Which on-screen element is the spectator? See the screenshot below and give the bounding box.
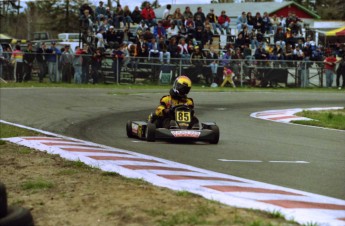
[167,22,179,40]
[246,12,254,32]
[271,42,285,67]
[91,47,103,84]
[206,46,219,81]
[262,12,272,35]
[231,48,243,78]
[167,37,180,62]
[131,6,142,24]
[194,13,204,30]
[190,45,205,78]
[288,12,303,35]
[206,9,221,35]
[113,4,124,29]
[162,4,171,20]
[0,45,3,79]
[112,42,124,82]
[123,27,135,44]
[98,17,110,32]
[136,35,149,60]
[204,26,214,46]
[220,66,236,88]
[185,16,195,33]
[153,20,167,41]
[23,43,35,81]
[96,28,106,51]
[183,6,193,20]
[172,8,184,28]
[237,11,252,33]
[95,1,106,23]
[80,9,94,33]
[141,2,156,27]
[238,25,251,47]
[143,28,154,42]
[271,14,281,34]
[218,10,231,35]
[159,44,171,63]
[81,44,91,84]
[73,46,83,84]
[106,26,117,44]
[193,26,207,49]
[46,42,61,82]
[80,3,94,18]
[194,7,206,24]
[253,12,263,34]
[105,7,113,22]
[179,23,188,40]
[234,33,246,52]
[273,27,286,46]
[135,21,148,37]
[220,49,232,67]
[11,44,24,82]
[178,38,191,64]
[123,5,133,29]
[148,38,160,61]
[36,42,48,82]
[323,53,337,88]
[336,54,345,89]
[60,45,73,83]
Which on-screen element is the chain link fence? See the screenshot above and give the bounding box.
[0,51,333,88]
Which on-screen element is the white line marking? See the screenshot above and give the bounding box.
[218,159,262,163]
[269,161,309,164]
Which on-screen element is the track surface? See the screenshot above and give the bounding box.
[1,88,344,199]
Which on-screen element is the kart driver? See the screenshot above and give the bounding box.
[149,75,198,128]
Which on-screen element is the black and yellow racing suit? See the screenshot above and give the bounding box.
[149,89,196,128]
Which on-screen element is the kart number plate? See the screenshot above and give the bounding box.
[176,110,191,123]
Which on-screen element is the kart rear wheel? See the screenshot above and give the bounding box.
[209,125,219,144]
[145,122,156,142]
[126,120,134,138]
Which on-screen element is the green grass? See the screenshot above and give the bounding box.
[0,123,40,138]
[293,109,345,130]
[21,179,54,190]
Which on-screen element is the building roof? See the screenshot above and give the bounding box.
[154,2,320,19]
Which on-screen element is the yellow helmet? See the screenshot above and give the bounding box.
[173,75,192,97]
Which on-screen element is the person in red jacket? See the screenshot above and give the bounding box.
[141,2,156,27]
[323,53,338,88]
[218,10,231,35]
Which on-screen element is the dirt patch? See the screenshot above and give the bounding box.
[0,142,298,226]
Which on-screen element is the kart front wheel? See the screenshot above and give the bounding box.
[209,125,219,144]
[126,120,134,138]
[146,122,156,142]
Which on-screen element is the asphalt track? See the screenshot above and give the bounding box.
[0,88,344,200]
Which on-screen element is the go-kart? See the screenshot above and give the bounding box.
[126,105,219,144]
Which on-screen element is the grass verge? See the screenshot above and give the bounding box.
[0,122,300,225]
[293,109,345,130]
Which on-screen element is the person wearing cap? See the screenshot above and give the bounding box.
[60,45,73,83]
[207,8,221,35]
[45,41,61,82]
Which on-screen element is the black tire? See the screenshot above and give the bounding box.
[209,125,220,144]
[0,207,34,226]
[126,120,134,138]
[145,122,156,142]
[0,182,7,218]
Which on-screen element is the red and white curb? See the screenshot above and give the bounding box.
[1,120,345,226]
[250,107,344,126]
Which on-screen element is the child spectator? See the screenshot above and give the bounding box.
[221,66,236,88]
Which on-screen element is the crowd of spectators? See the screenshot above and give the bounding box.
[0,1,344,88]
